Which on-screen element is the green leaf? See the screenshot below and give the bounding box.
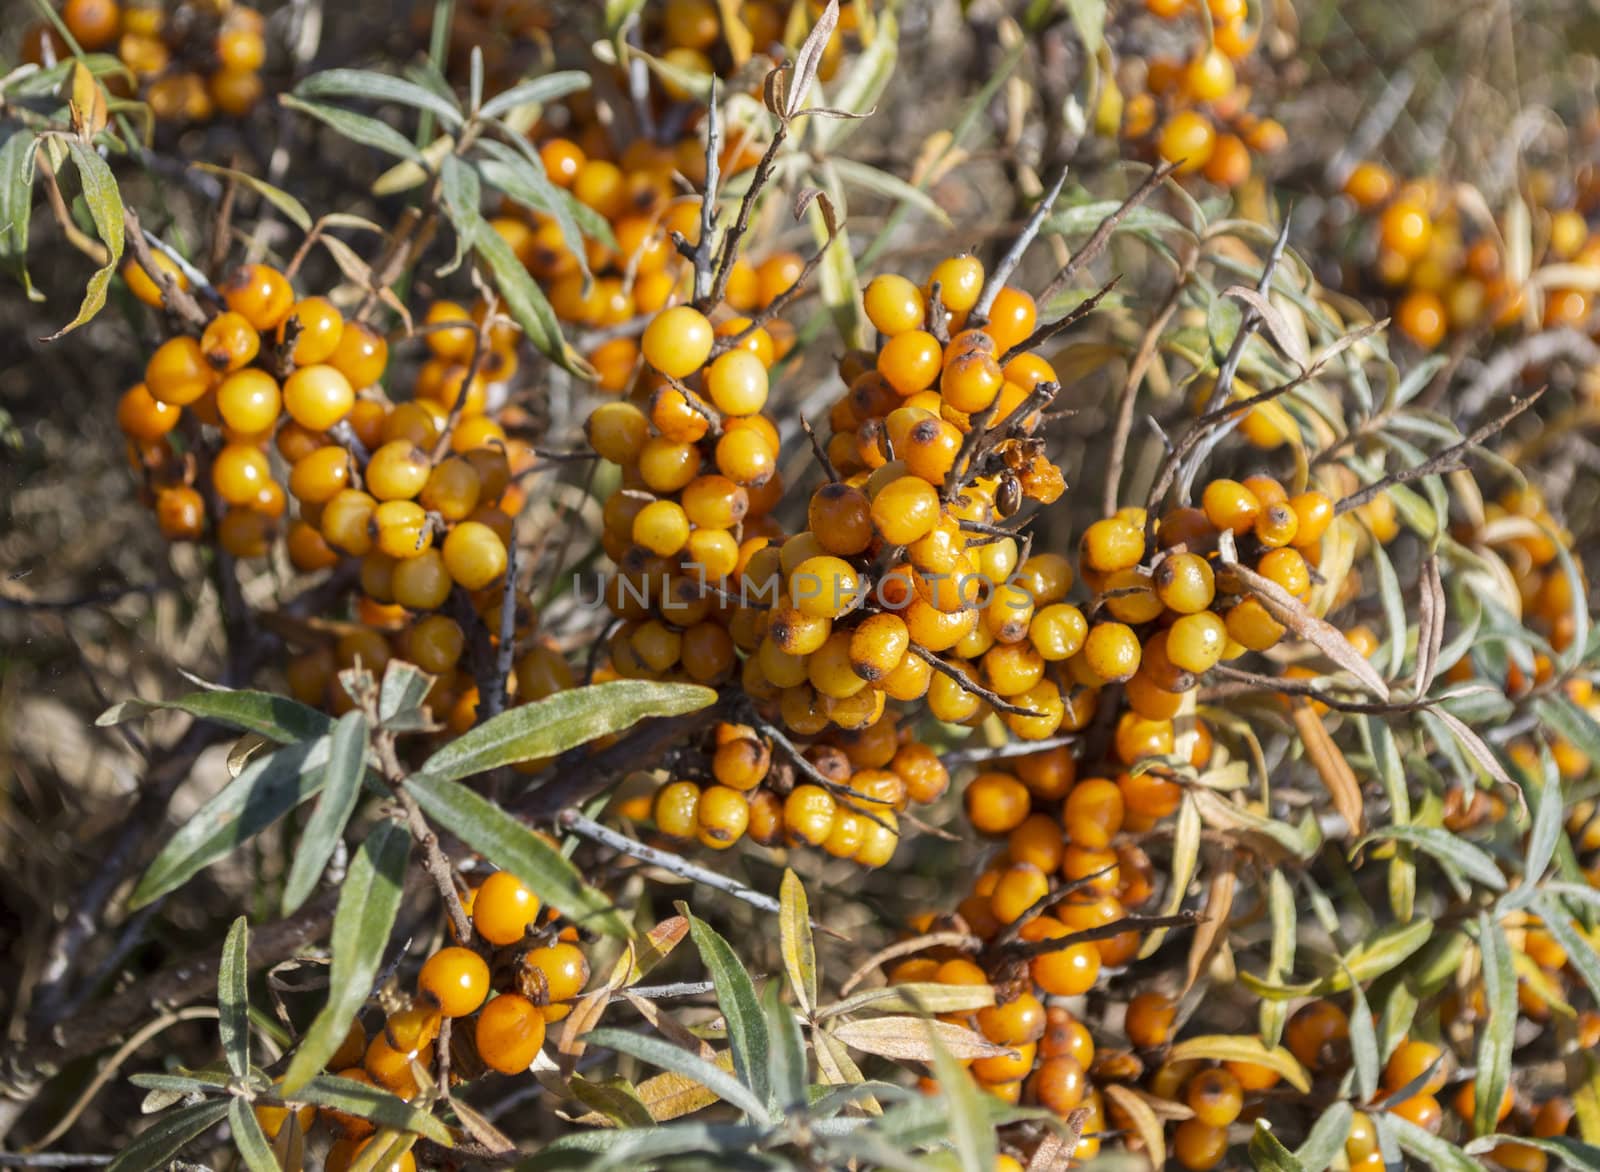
[280,95,423,161]
[283,712,368,915]
[1474,913,1515,1139]
[1531,890,1600,1007]
[1346,967,1379,1103]
[282,819,410,1093]
[475,136,609,268]
[479,70,591,120]
[779,869,817,1016]
[296,69,463,128]
[218,917,251,1077]
[685,908,770,1110]
[378,661,434,729]
[1387,1116,1480,1171]
[296,1074,453,1145]
[1248,1121,1307,1172]
[47,141,123,341]
[107,1098,230,1172]
[1260,869,1295,1047]
[926,1016,993,1172]
[1063,0,1106,56]
[1294,1101,1354,1172]
[604,0,648,31]
[0,132,42,300]
[131,736,333,908]
[471,206,586,376]
[228,1096,280,1172]
[1463,1135,1600,1171]
[439,153,481,277]
[404,773,627,937]
[568,1076,655,1129]
[1538,696,1600,770]
[580,1028,770,1121]
[98,688,333,745]
[417,681,715,783]
[764,982,807,1114]
[191,163,312,231]
[827,157,952,228]
[1351,825,1506,893]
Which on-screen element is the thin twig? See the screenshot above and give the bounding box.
[969,165,1070,327]
[705,123,790,310]
[801,417,838,482]
[122,208,210,328]
[1334,387,1546,515]
[558,811,780,914]
[1036,161,1177,306]
[907,644,1040,718]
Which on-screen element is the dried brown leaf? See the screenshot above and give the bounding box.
[1292,702,1365,836]
[1226,561,1391,699]
[829,1015,1011,1062]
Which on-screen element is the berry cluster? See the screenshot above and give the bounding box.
[1342,162,1598,349]
[1120,0,1288,189]
[257,871,590,1170]
[116,260,544,722]
[24,0,267,122]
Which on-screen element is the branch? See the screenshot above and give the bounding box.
[1035,161,1177,306]
[969,165,1069,327]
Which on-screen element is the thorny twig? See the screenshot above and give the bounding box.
[907,644,1040,718]
[1035,161,1178,306]
[969,165,1070,327]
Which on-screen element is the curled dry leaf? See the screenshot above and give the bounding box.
[1292,702,1365,836]
[1224,561,1392,700]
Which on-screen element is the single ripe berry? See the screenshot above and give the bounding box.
[145,336,216,406]
[965,771,1031,835]
[473,871,540,947]
[641,305,714,379]
[696,785,750,849]
[117,383,181,441]
[475,993,546,1075]
[1167,611,1228,673]
[871,476,941,545]
[523,940,590,1004]
[405,614,465,674]
[212,443,273,506]
[442,521,508,589]
[366,441,432,502]
[278,296,346,366]
[808,483,874,555]
[863,273,925,335]
[374,500,432,559]
[1183,48,1236,102]
[289,446,354,505]
[1173,1118,1229,1170]
[877,330,942,396]
[416,946,489,1017]
[929,254,985,313]
[705,350,769,416]
[1187,1067,1244,1127]
[201,311,262,373]
[789,555,862,620]
[1159,111,1217,173]
[1125,992,1177,1048]
[283,365,355,430]
[123,251,189,308]
[155,485,206,541]
[221,263,295,331]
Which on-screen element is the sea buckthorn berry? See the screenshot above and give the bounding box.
[523,941,590,1006]
[476,993,546,1075]
[211,443,272,507]
[64,0,122,51]
[1288,491,1334,548]
[473,871,539,947]
[289,446,354,505]
[715,427,776,487]
[877,330,943,396]
[990,862,1050,924]
[375,500,432,559]
[214,369,281,435]
[632,499,691,558]
[1173,1119,1229,1170]
[221,264,295,332]
[977,991,1046,1047]
[965,771,1031,835]
[696,785,750,850]
[327,319,388,387]
[1029,603,1088,661]
[642,306,714,379]
[390,550,454,614]
[118,383,181,441]
[1389,1093,1443,1133]
[201,311,261,373]
[864,274,926,335]
[849,613,911,681]
[1259,546,1311,599]
[1186,1067,1244,1127]
[405,614,464,675]
[321,489,377,555]
[1083,621,1141,683]
[653,780,701,838]
[417,946,489,1018]
[705,350,769,416]
[942,350,1004,413]
[363,441,431,502]
[892,743,949,804]
[145,336,216,406]
[1081,516,1145,574]
[123,251,188,308]
[1343,161,1395,209]
[713,736,771,792]
[929,254,985,313]
[586,402,651,466]
[1383,1039,1448,1096]
[283,365,355,431]
[1168,611,1229,673]
[442,521,507,589]
[1125,992,1177,1048]
[156,486,206,541]
[1159,110,1217,173]
[789,555,862,620]
[424,301,477,362]
[1063,778,1125,849]
[871,476,941,545]
[1225,598,1284,651]
[809,483,875,555]
[419,457,482,522]
[784,784,838,846]
[1202,478,1261,535]
[287,521,338,571]
[1380,200,1433,261]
